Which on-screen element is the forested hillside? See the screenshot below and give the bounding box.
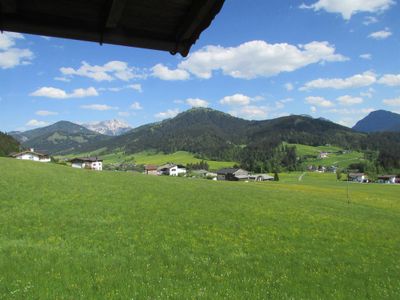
[0,132,20,156]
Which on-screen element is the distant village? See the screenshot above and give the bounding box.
[9,148,400,184]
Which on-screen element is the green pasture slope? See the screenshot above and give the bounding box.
[0,158,399,299]
[61,150,235,170]
[286,143,365,168]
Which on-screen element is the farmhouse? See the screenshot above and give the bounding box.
[348,173,367,183]
[11,148,50,162]
[70,157,103,171]
[216,168,249,181]
[377,175,398,184]
[158,164,187,176]
[318,152,329,159]
[144,165,158,175]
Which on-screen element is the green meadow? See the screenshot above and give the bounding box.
[60,150,236,170]
[0,158,399,299]
[286,143,365,168]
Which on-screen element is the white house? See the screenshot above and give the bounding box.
[377,175,397,184]
[348,173,367,183]
[11,148,51,162]
[70,157,103,171]
[158,163,186,176]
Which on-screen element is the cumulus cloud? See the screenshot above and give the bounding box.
[155,109,180,119]
[337,95,363,105]
[186,98,209,108]
[363,16,379,25]
[220,94,251,106]
[35,110,58,116]
[60,61,142,82]
[328,107,376,115]
[26,119,49,127]
[368,29,392,39]
[151,64,190,80]
[176,40,347,80]
[360,53,372,60]
[383,97,400,106]
[229,105,269,120]
[130,102,143,110]
[300,71,376,90]
[300,0,395,20]
[80,104,118,111]
[30,87,98,99]
[127,84,143,93]
[305,96,334,107]
[0,32,34,69]
[310,106,317,113]
[378,74,400,86]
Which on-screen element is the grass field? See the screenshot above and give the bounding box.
[286,143,365,168]
[1,158,399,299]
[60,151,236,171]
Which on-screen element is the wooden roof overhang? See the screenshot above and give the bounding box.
[0,0,225,56]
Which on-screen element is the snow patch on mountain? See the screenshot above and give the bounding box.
[82,119,132,136]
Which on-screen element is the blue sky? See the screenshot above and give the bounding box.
[1,0,400,132]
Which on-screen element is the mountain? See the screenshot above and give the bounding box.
[82,119,132,136]
[10,121,111,155]
[0,131,20,156]
[80,108,363,161]
[353,110,400,132]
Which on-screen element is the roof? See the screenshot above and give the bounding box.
[216,168,240,175]
[144,164,158,170]
[71,157,103,162]
[0,0,225,57]
[378,175,397,179]
[349,173,365,177]
[11,150,48,157]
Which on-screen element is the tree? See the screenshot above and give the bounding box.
[336,169,342,181]
[274,172,280,181]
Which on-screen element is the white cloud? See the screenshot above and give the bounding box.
[54,76,71,82]
[360,88,375,98]
[177,40,347,79]
[130,101,143,110]
[155,109,180,119]
[300,71,376,90]
[30,87,98,99]
[368,29,392,39]
[360,53,372,60]
[186,98,209,108]
[383,97,400,106]
[0,32,34,69]
[378,74,400,86]
[35,110,58,116]
[305,96,334,107]
[327,107,375,115]
[220,94,251,106]
[26,119,49,127]
[300,0,395,20]
[60,61,142,82]
[310,106,317,113]
[80,104,118,111]
[151,64,190,80]
[127,84,143,93]
[363,16,379,25]
[285,83,294,91]
[337,95,363,105]
[229,105,269,120]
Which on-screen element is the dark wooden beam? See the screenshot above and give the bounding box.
[0,0,17,13]
[106,0,127,29]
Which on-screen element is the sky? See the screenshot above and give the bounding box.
[1,0,400,132]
